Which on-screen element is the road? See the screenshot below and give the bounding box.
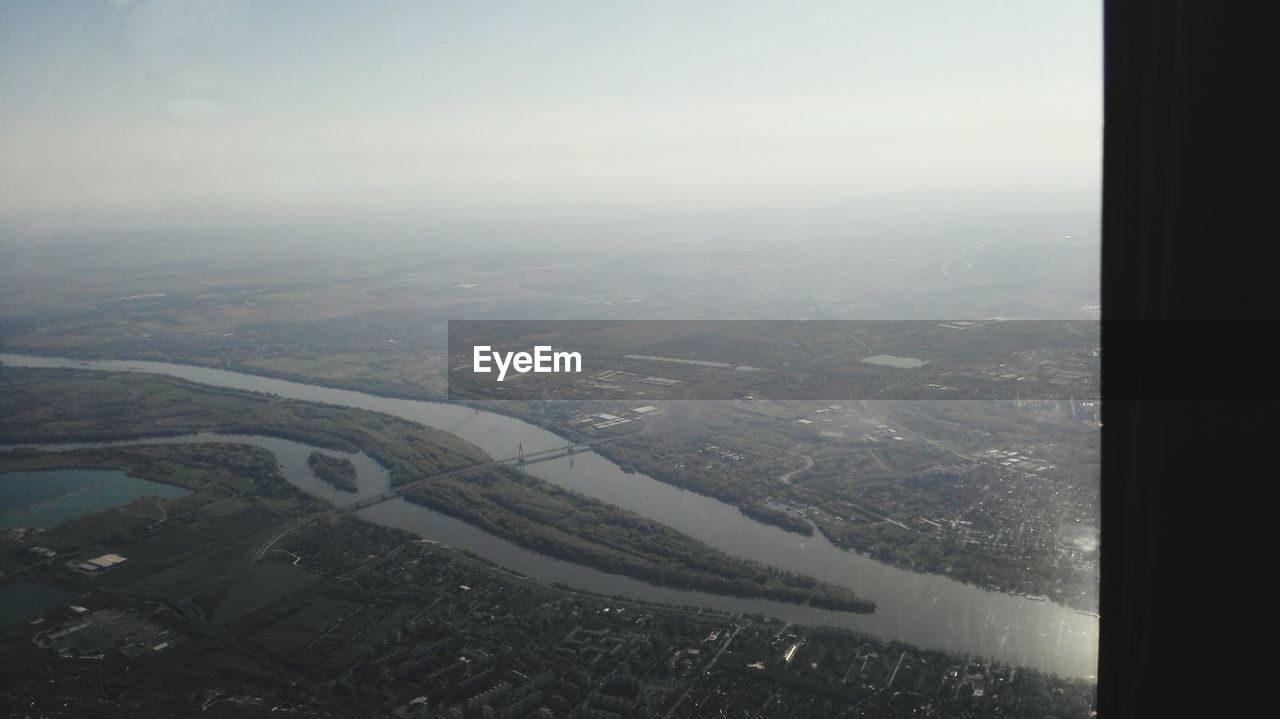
[778,454,814,484]
[663,621,752,718]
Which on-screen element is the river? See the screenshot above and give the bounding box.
[0,353,1098,678]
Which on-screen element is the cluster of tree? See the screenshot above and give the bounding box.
[738,503,813,536]
[401,465,873,613]
[307,451,358,492]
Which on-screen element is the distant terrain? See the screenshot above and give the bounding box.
[0,213,1099,401]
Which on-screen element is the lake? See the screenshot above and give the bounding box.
[0,468,189,532]
[861,354,929,368]
[0,582,78,627]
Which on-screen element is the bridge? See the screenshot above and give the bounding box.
[330,433,633,515]
[249,433,638,562]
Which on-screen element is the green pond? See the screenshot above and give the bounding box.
[0,581,78,627]
[0,468,189,532]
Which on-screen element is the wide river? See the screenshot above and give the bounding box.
[0,353,1097,678]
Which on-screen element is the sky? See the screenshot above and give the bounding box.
[0,0,1102,231]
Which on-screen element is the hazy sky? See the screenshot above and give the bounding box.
[0,0,1101,230]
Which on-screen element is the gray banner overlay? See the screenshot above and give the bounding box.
[447,320,1098,400]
